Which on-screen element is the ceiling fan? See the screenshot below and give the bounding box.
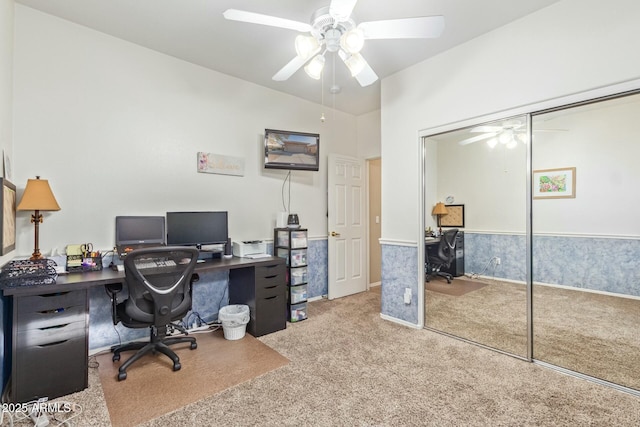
[458,119,567,148]
[223,0,445,87]
[458,120,527,148]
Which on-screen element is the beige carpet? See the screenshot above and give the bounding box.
[26,288,640,426]
[96,328,289,427]
[426,276,487,296]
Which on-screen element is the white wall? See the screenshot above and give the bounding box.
[357,109,381,159]
[381,0,640,242]
[0,0,14,266]
[12,5,359,257]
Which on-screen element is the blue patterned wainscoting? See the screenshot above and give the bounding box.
[381,244,419,324]
[464,233,527,282]
[464,233,640,297]
[307,238,328,298]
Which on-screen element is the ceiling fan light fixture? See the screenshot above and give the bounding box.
[486,138,498,148]
[506,140,518,149]
[295,35,320,59]
[340,28,364,53]
[343,52,366,76]
[498,130,513,145]
[304,54,325,79]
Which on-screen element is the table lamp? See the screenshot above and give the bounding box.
[432,202,448,235]
[17,176,61,260]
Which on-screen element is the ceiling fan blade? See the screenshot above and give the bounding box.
[359,16,445,39]
[272,48,320,81]
[470,125,503,133]
[329,0,358,22]
[223,9,311,32]
[458,133,497,146]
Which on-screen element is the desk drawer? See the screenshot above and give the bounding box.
[16,304,86,331]
[256,282,285,300]
[256,263,285,280]
[252,292,286,337]
[16,290,86,313]
[16,321,86,348]
[13,335,87,402]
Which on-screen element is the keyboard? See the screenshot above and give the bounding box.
[134,259,177,269]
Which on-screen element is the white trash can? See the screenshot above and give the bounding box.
[218,304,250,340]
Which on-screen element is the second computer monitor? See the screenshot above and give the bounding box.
[166,211,228,248]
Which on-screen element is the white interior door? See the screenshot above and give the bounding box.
[328,154,367,299]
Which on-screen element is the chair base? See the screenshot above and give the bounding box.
[426,271,454,284]
[111,327,197,381]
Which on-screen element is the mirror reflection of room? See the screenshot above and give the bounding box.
[424,114,529,358]
[423,92,640,393]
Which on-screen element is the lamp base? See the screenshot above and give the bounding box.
[30,251,44,261]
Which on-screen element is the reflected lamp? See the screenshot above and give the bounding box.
[17,176,61,260]
[432,202,448,235]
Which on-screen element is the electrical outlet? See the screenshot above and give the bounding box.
[495,257,501,265]
[404,288,412,305]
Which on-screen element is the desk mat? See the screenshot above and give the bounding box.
[426,277,487,297]
[96,328,289,427]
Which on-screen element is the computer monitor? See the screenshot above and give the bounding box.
[166,211,228,248]
[115,216,166,246]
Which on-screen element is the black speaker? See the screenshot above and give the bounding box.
[224,238,232,256]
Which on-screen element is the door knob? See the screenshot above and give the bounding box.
[330,231,341,237]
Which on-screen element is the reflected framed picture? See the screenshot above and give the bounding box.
[533,167,576,199]
[440,204,465,228]
[0,178,16,255]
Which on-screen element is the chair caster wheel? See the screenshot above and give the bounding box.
[117,372,127,381]
[112,354,120,362]
[173,362,181,371]
[191,342,197,350]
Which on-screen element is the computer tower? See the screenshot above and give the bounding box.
[441,231,464,277]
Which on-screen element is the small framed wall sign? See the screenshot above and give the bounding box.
[440,204,465,228]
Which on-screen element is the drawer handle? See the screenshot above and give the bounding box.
[264,275,278,279]
[264,295,277,300]
[264,285,277,290]
[39,292,70,298]
[40,323,70,331]
[39,340,68,348]
[39,306,70,314]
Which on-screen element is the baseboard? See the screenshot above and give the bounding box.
[379,313,422,329]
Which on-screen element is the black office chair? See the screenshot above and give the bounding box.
[108,246,200,381]
[426,228,459,284]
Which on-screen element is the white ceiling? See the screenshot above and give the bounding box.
[15,0,561,116]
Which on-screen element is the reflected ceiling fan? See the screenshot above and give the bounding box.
[458,119,565,149]
[459,120,527,148]
[223,0,445,87]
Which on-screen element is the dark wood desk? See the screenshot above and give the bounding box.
[2,255,286,403]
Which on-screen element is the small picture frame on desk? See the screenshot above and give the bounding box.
[439,204,464,228]
[0,178,16,255]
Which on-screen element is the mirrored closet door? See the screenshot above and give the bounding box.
[423,115,529,358]
[531,92,640,391]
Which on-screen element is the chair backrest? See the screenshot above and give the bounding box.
[123,246,199,327]
[437,228,459,265]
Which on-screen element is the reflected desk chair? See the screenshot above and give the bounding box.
[107,246,199,381]
[426,228,459,284]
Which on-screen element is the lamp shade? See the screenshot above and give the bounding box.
[432,202,448,215]
[17,177,61,211]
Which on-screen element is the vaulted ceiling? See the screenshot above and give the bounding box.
[15,0,560,115]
